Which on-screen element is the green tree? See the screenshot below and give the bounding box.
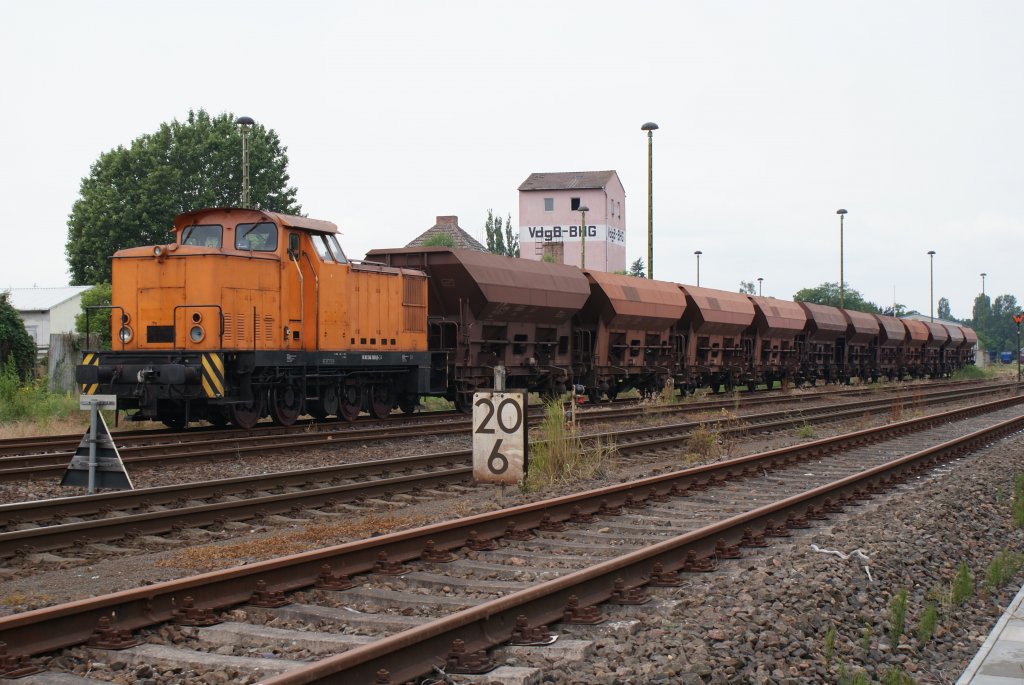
[990,294,1020,352]
[484,210,518,257]
[793,282,881,314]
[628,258,646,278]
[74,283,113,349]
[66,109,301,285]
[0,292,36,383]
[739,280,756,295]
[937,297,952,321]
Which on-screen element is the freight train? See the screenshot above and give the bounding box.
[77,207,977,428]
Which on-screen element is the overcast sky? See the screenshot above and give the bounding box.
[2,1,1020,320]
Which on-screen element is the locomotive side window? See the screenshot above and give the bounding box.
[181,224,222,247]
[235,222,278,252]
[326,235,349,264]
[311,234,334,262]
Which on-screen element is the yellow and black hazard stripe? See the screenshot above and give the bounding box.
[80,353,99,395]
[201,353,225,398]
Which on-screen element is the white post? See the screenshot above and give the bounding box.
[87,400,98,494]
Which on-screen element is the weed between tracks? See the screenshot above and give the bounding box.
[526,400,613,490]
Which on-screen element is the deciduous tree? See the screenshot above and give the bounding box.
[66,110,300,285]
[793,282,881,314]
[0,292,35,382]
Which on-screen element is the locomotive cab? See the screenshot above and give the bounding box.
[77,207,431,428]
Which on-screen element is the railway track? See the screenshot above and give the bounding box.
[0,384,1016,562]
[0,391,1021,682]
[0,378,991,460]
[0,381,1007,484]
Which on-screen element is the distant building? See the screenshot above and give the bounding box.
[405,216,488,252]
[518,170,626,272]
[7,286,92,354]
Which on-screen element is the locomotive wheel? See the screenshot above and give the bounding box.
[340,384,362,422]
[370,384,394,420]
[270,383,303,426]
[228,395,263,429]
[308,385,341,420]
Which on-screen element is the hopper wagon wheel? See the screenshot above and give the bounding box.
[340,384,362,422]
[228,393,264,429]
[398,393,418,415]
[270,382,303,426]
[370,383,395,420]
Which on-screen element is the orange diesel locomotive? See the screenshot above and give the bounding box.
[77,208,435,428]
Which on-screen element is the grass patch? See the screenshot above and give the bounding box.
[984,550,1024,593]
[916,601,938,644]
[796,421,816,439]
[888,588,908,645]
[1012,473,1024,528]
[420,395,455,412]
[952,562,974,605]
[526,399,613,489]
[951,364,991,381]
[881,667,917,685]
[685,423,720,462]
[823,624,837,669]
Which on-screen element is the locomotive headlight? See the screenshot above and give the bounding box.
[119,326,133,343]
[190,325,205,343]
[153,246,163,257]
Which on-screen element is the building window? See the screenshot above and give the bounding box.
[543,197,554,212]
[571,197,581,211]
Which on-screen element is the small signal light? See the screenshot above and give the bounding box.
[1013,313,1024,325]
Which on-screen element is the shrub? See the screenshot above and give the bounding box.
[0,292,35,382]
[0,360,79,424]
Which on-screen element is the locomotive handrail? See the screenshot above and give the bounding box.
[83,305,127,351]
[171,304,224,350]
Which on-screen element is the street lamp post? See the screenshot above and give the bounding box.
[578,205,589,269]
[836,209,848,307]
[234,116,255,208]
[757,277,763,296]
[927,250,936,322]
[694,250,702,287]
[981,272,987,297]
[641,122,659,279]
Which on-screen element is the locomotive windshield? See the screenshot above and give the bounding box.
[180,224,222,247]
[326,234,348,263]
[235,222,278,252]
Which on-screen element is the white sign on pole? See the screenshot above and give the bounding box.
[472,391,528,485]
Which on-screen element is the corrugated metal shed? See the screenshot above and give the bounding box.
[7,286,92,312]
[518,171,619,191]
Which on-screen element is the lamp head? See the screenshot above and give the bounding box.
[641,122,659,131]
[694,250,702,256]
[234,116,255,126]
[578,205,589,213]
[836,208,848,215]
[927,250,936,256]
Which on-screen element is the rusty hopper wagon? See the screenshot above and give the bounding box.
[365,247,591,409]
[842,309,882,383]
[747,296,807,390]
[873,314,908,380]
[574,271,687,402]
[900,319,931,378]
[797,302,848,384]
[677,286,756,392]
